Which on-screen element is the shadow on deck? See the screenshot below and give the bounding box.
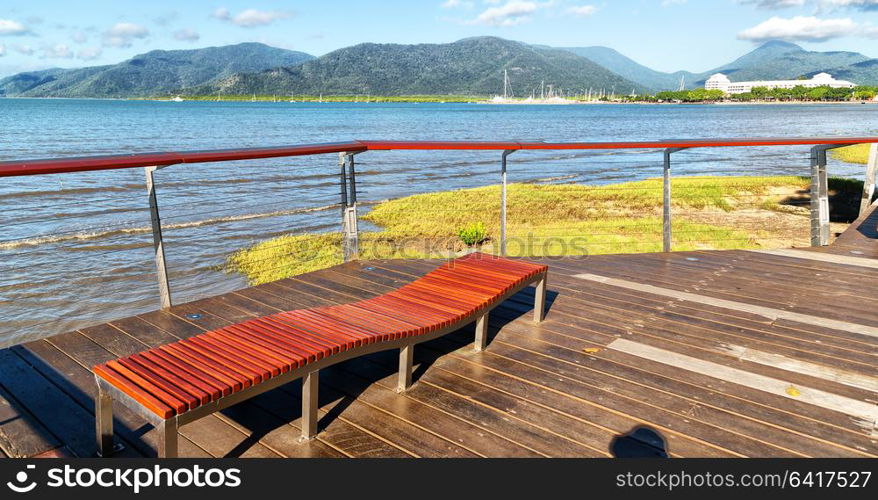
[2,206,877,458]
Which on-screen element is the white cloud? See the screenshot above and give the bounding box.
[233,9,290,27]
[739,0,805,8]
[77,47,102,60]
[173,28,200,42]
[14,44,34,55]
[212,8,231,21]
[0,44,5,56]
[441,0,475,7]
[661,0,687,5]
[737,15,860,41]
[71,31,88,44]
[42,43,73,59]
[213,7,291,27]
[102,22,149,48]
[567,5,597,16]
[153,11,179,26]
[0,19,29,36]
[470,1,544,26]
[820,0,878,10]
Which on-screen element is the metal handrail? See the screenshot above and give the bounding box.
[2,137,878,177]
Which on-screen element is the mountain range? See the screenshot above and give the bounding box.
[563,41,874,90]
[1,37,875,99]
[0,43,314,98]
[196,37,646,97]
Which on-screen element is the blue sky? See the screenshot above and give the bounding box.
[1,0,878,77]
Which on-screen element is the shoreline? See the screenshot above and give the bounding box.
[4,95,876,106]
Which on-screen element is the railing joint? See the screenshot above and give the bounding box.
[499,150,517,257]
[340,151,362,262]
[661,148,686,252]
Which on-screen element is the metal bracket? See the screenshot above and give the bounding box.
[860,144,878,216]
[340,152,362,261]
[500,149,517,257]
[144,166,172,309]
[809,144,854,246]
[662,148,688,253]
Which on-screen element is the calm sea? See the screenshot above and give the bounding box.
[1,98,876,346]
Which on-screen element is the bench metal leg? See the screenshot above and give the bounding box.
[301,370,319,440]
[397,344,413,392]
[534,274,547,322]
[474,313,488,352]
[156,418,178,458]
[96,386,114,457]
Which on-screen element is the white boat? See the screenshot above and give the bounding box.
[171,96,184,102]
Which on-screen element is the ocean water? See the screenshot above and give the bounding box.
[1,98,876,347]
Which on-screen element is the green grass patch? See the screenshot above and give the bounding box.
[225,175,846,285]
[830,144,874,165]
[363,176,812,238]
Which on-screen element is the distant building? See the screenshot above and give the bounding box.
[705,72,856,94]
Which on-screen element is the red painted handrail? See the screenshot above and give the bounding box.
[0,142,367,178]
[1,137,877,178]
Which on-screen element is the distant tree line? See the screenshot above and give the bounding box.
[625,85,878,103]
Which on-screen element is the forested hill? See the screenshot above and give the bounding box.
[0,43,315,98]
[196,37,647,97]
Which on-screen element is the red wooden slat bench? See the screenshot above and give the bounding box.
[94,253,548,457]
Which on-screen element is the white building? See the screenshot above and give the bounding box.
[705,72,856,94]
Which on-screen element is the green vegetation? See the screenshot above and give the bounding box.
[636,85,878,103]
[726,85,876,102]
[177,94,479,103]
[226,175,844,285]
[651,89,726,102]
[831,143,875,164]
[458,222,488,247]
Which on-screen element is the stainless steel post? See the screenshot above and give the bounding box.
[662,148,687,253]
[810,146,830,247]
[860,143,878,216]
[339,152,362,261]
[345,153,359,260]
[500,150,515,256]
[144,166,172,309]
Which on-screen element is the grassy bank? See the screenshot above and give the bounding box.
[226,175,861,285]
[831,143,875,165]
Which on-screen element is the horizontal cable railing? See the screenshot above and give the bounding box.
[1,138,877,348]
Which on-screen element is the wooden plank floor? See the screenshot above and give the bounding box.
[2,210,877,458]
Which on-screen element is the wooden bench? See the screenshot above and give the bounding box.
[94,253,548,457]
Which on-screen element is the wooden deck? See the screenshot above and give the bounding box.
[2,208,877,458]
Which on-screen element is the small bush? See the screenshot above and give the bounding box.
[458,222,488,247]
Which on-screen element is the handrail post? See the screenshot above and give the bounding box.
[500,150,516,256]
[663,148,686,252]
[810,146,831,247]
[144,166,172,309]
[860,143,878,216]
[340,152,360,261]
